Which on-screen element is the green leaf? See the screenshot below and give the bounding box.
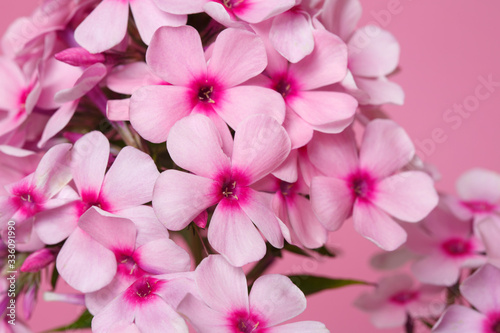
[49,310,93,332]
[50,265,59,290]
[288,275,371,296]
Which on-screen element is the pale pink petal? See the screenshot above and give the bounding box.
[348,26,400,77]
[106,99,130,121]
[272,149,298,183]
[78,207,137,251]
[374,171,438,222]
[75,0,129,53]
[283,108,314,149]
[204,2,248,28]
[153,0,206,14]
[130,0,187,45]
[166,114,231,178]
[288,91,356,133]
[307,129,358,177]
[146,25,206,85]
[239,189,284,248]
[311,176,352,231]
[71,131,109,200]
[359,119,415,179]
[354,76,405,106]
[0,196,18,227]
[154,273,198,308]
[205,111,234,157]
[456,168,500,202]
[135,239,191,274]
[38,101,78,148]
[235,0,294,23]
[91,293,135,333]
[116,205,169,246]
[0,59,26,110]
[208,202,267,267]
[208,28,267,87]
[289,30,348,88]
[460,264,500,314]
[177,294,228,333]
[153,170,219,230]
[195,255,249,312]
[101,147,159,211]
[86,275,133,315]
[270,11,314,63]
[250,274,306,326]
[433,305,485,333]
[54,63,107,104]
[231,115,291,184]
[352,202,407,251]
[134,298,188,332]
[411,255,460,286]
[370,305,407,328]
[107,62,163,95]
[250,20,289,76]
[214,86,286,129]
[320,0,362,41]
[34,143,73,199]
[287,194,328,249]
[57,227,116,293]
[129,85,193,143]
[34,201,80,244]
[268,321,329,333]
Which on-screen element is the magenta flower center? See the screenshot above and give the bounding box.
[116,252,144,278]
[462,200,495,213]
[222,0,244,9]
[222,179,239,200]
[274,78,292,98]
[346,170,376,202]
[230,311,266,333]
[280,181,295,196]
[198,85,215,103]
[483,312,500,333]
[124,276,163,305]
[390,290,419,305]
[441,238,472,257]
[11,187,44,217]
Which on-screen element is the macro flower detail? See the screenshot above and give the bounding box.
[309,119,439,250]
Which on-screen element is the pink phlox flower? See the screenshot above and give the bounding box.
[402,203,486,286]
[75,0,187,53]
[354,273,445,329]
[91,271,196,333]
[444,168,500,224]
[252,21,357,148]
[0,146,42,196]
[309,119,439,251]
[153,114,291,266]
[0,143,73,251]
[129,25,285,147]
[33,131,160,247]
[178,255,329,333]
[319,0,404,105]
[433,264,500,333]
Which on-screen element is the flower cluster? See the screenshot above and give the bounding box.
[0,0,497,332]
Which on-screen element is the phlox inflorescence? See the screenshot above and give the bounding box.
[0,0,497,332]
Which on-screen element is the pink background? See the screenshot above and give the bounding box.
[2,0,500,332]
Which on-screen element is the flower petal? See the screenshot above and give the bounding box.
[374,171,438,222]
[146,25,206,85]
[432,305,485,333]
[208,202,266,267]
[195,255,249,313]
[352,202,407,251]
[153,170,219,230]
[456,168,500,202]
[208,28,267,87]
[310,176,353,231]
[34,201,80,244]
[267,321,329,333]
[460,264,500,314]
[75,0,129,53]
[153,0,206,15]
[166,114,231,178]
[250,274,306,326]
[38,101,78,148]
[135,239,191,274]
[359,119,415,179]
[129,85,193,143]
[411,254,460,286]
[231,115,291,184]
[57,227,116,293]
[355,76,404,106]
[100,147,159,211]
[287,194,328,249]
[177,294,228,333]
[289,30,348,87]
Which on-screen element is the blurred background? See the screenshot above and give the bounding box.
[1,0,499,332]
